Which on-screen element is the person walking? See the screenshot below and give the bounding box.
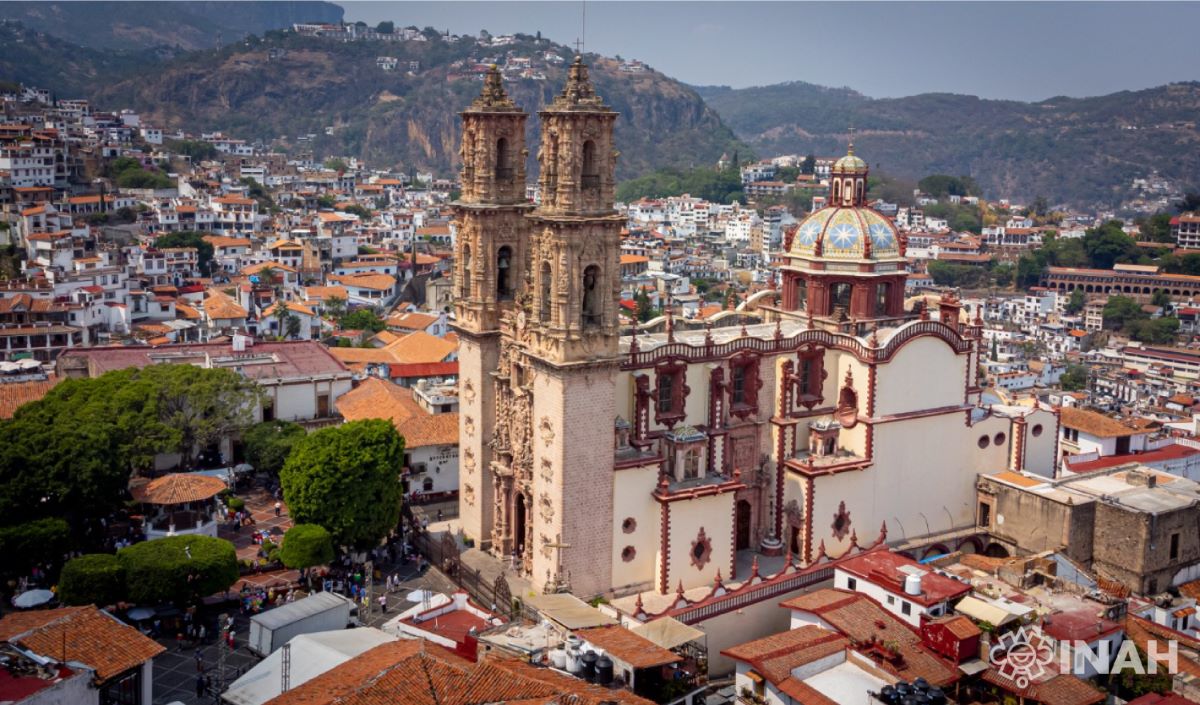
[196,675,205,698]
[378,594,387,613]
[274,501,282,517]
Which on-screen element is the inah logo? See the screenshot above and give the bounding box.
[988,623,1179,684]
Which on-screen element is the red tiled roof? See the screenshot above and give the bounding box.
[836,549,970,606]
[131,473,226,504]
[0,376,61,419]
[0,607,164,683]
[389,361,458,379]
[780,589,959,686]
[337,378,457,448]
[1066,443,1200,473]
[575,625,680,669]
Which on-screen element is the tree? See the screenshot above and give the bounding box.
[800,154,816,175]
[991,262,1014,288]
[166,139,218,161]
[1138,213,1174,243]
[1128,317,1180,344]
[1102,295,1146,331]
[243,420,306,476]
[0,519,70,575]
[323,295,347,323]
[1152,289,1170,309]
[59,554,125,606]
[634,287,655,323]
[1060,365,1088,392]
[376,21,394,33]
[324,158,348,173]
[279,524,334,574]
[1065,288,1086,314]
[918,174,979,198]
[1082,221,1138,269]
[272,300,299,340]
[1177,192,1200,214]
[280,419,404,549]
[143,365,261,468]
[340,308,386,333]
[154,231,214,272]
[117,535,239,605]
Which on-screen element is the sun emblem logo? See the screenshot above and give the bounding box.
[989,625,1056,688]
[828,223,860,249]
[798,221,821,246]
[869,222,894,249]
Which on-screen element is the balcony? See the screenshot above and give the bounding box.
[581,174,600,190]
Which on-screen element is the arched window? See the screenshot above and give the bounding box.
[875,282,891,317]
[657,373,674,414]
[461,245,471,298]
[796,277,808,310]
[422,477,434,492]
[496,245,513,300]
[540,261,552,322]
[582,264,601,328]
[832,180,842,203]
[854,178,864,204]
[581,140,598,189]
[495,137,511,180]
[682,448,701,479]
[831,282,852,312]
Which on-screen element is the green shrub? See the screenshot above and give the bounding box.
[59,554,125,606]
[117,535,238,605]
[226,497,245,511]
[278,524,334,570]
[0,518,70,573]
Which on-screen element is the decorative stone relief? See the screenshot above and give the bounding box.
[831,501,852,541]
[463,483,476,506]
[464,415,475,438]
[538,492,555,523]
[690,527,713,570]
[463,379,476,404]
[539,416,555,447]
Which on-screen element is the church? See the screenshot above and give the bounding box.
[452,61,1058,599]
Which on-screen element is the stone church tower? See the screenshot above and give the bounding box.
[453,67,532,548]
[453,59,623,597]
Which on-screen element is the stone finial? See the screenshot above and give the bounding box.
[713,568,723,588]
[704,318,714,346]
[676,579,686,598]
[879,520,888,542]
[750,555,760,578]
[469,65,517,110]
[634,592,645,613]
[551,56,607,109]
[665,305,675,343]
[629,321,640,354]
[817,539,827,559]
[807,307,815,330]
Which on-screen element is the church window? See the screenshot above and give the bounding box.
[994,432,1006,446]
[495,137,512,180]
[978,435,990,449]
[657,373,674,414]
[622,517,637,534]
[496,246,513,300]
[875,282,891,317]
[581,139,599,189]
[796,277,807,310]
[831,282,852,312]
[582,264,602,328]
[621,546,636,562]
[422,477,434,492]
[540,261,552,322]
[731,365,746,405]
[854,178,864,204]
[682,448,701,479]
[832,180,842,203]
[1031,424,1044,437]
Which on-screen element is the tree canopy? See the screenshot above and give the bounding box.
[615,166,744,205]
[118,535,239,605]
[918,174,980,198]
[59,553,125,606]
[340,308,386,333]
[1059,365,1089,392]
[279,524,334,571]
[280,419,404,549]
[0,365,259,530]
[243,420,306,476]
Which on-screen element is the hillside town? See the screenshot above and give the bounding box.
[3,24,1200,705]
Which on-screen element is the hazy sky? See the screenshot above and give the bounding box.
[341,1,1200,101]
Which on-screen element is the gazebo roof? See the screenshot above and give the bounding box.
[132,473,226,505]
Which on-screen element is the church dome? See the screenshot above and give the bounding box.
[832,150,867,173]
[790,204,900,260]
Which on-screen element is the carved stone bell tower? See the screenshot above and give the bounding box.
[526,57,623,365]
[453,66,532,548]
[522,57,623,597]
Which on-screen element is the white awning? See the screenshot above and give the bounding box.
[630,616,704,650]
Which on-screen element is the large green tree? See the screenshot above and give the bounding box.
[1082,221,1138,269]
[0,365,259,531]
[118,535,239,605]
[280,419,404,549]
[59,553,125,606]
[1059,365,1089,392]
[243,420,306,476]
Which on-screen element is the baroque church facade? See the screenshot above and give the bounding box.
[453,62,1058,599]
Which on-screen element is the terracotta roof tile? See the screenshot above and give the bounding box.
[130,473,226,504]
[575,625,680,669]
[336,378,457,448]
[1059,407,1142,438]
[0,606,164,683]
[0,376,61,419]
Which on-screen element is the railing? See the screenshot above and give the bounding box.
[412,531,540,622]
[581,174,601,190]
[670,564,834,624]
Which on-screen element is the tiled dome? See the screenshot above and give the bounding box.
[789,205,900,260]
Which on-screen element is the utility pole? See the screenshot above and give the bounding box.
[216,612,229,700]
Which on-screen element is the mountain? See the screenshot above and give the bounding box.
[696,81,1200,207]
[0,25,745,179]
[0,1,343,51]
